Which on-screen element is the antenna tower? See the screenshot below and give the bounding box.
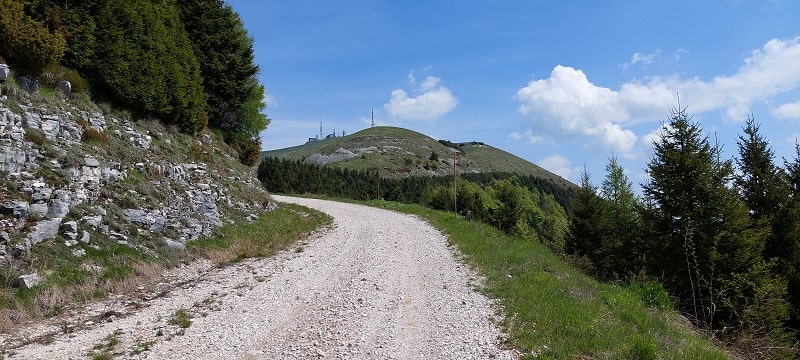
[371,108,375,127]
[319,119,323,140]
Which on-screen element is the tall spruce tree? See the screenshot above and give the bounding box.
[177,0,269,164]
[642,107,762,329]
[735,116,788,260]
[598,155,641,278]
[566,168,608,260]
[778,143,800,330]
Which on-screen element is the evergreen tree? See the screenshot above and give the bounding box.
[177,0,269,164]
[598,155,641,278]
[643,107,763,329]
[92,0,207,133]
[777,143,800,329]
[735,115,788,260]
[565,168,607,260]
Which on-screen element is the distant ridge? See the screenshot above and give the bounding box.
[261,126,574,188]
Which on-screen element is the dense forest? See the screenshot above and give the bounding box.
[568,109,800,355]
[0,0,268,165]
[257,157,573,255]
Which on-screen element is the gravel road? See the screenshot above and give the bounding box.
[8,196,516,359]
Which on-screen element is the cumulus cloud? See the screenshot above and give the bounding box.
[538,155,576,180]
[516,37,800,156]
[774,101,800,119]
[516,65,642,155]
[384,74,458,121]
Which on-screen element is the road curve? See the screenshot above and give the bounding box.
[10,196,515,359]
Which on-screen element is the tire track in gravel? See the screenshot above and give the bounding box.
[9,196,516,359]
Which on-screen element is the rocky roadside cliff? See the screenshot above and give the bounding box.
[0,88,272,279]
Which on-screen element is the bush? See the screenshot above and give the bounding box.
[232,138,261,166]
[23,127,47,146]
[38,64,89,94]
[0,0,66,74]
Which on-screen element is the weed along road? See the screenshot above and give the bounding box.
[11,196,515,359]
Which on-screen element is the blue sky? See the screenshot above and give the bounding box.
[227,0,800,186]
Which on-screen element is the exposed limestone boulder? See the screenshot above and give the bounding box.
[26,218,62,247]
[17,273,41,289]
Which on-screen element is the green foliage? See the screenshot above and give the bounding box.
[565,169,607,260]
[627,281,673,310]
[23,127,47,146]
[91,0,207,133]
[168,308,191,328]
[0,0,66,74]
[641,107,790,349]
[231,137,261,166]
[177,0,268,153]
[38,64,89,93]
[257,157,571,253]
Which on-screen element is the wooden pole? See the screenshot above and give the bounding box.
[453,151,457,215]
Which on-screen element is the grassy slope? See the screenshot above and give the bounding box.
[368,199,729,359]
[261,126,573,185]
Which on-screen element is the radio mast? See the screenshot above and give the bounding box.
[371,108,375,127]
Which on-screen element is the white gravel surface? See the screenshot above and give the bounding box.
[7,196,516,359]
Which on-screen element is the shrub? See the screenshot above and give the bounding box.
[24,127,47,146]
[232,137,261,166]
[38,64,90,94]
[0,0,66,74]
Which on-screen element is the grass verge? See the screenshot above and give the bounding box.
[189,203,331,265]
[368,199,729,359]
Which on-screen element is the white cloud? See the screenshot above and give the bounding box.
[538,155,576,180]
[773,101,800,119]
[622,50,661,70]
[516,37,800,156]
[516,65,641,155]
[384,74,458,121]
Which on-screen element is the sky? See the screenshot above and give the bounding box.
[226,0,800,187]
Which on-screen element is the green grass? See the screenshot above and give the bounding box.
[91,329,122,360]
[367,200,729,359]
[189,203,331,265]
[168,308,191,328]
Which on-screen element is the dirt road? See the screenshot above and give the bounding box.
[9,196,514,359]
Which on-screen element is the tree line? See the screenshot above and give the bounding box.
[257,157,573,253]
[0,0,267,165]
[568,108,800,355]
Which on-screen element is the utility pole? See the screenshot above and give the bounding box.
[453,152,458,215]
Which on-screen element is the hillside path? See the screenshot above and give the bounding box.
[10,196,515,359]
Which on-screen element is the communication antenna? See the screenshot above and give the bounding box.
[319,118,323,140]
[371,108,375,127]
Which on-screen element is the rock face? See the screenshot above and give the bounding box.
[0,86,272,261]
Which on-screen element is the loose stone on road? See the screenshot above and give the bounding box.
[10,196,516,359]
